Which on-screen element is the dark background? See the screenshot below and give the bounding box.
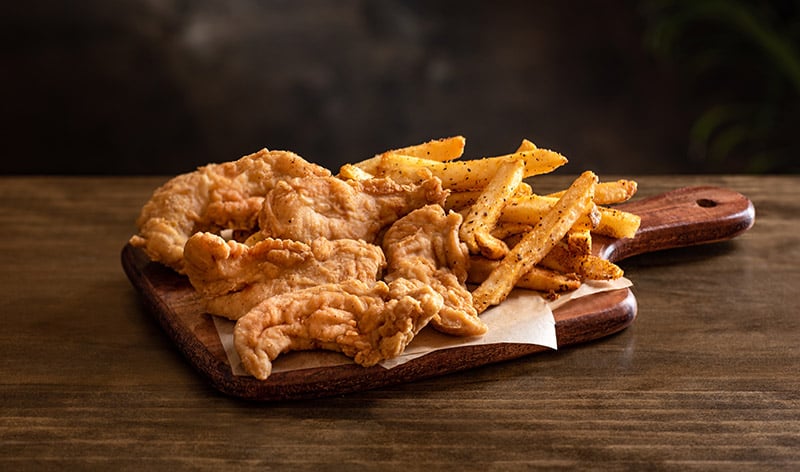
[3,0,798,175]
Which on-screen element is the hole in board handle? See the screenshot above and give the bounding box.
[696,198,717,208]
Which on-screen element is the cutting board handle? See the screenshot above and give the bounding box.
[593,186,755,262]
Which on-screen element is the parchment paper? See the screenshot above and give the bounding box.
[212,277,632,376]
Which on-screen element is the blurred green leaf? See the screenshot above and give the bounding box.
[641,0,800,172]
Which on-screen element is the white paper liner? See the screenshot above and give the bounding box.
[212,277,632,376]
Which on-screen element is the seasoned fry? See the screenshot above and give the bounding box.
[516,182,534,196]
[594,207,641,239]
[499,193,639,238]
[515,138,537,152]
[473,232,508,260]
[445,183,532,211]
[565,228,592,255]
[499,195,601,232]
[347,136,467,177]
[490,222,533,240]
[540,242,624,280]
[548,179,638,205]
[579,256,624,280]
[338,163,375,181]
[385,136,467,161]
[459,158,525,259]
[468,256,581,293]
[376,149,567,191]
[344,157,382,178]
[445,191,480,211]
[472,171,598,313]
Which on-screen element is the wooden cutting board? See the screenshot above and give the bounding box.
[121,186,754,400]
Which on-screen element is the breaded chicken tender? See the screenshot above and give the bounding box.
[183,233,386,320]
[255,175,448,243]
[382,205,487,337]
[129,149,330,273]
[234,279,444,380]
[231,204,487,379]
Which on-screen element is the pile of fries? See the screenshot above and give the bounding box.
[339,136,641,314]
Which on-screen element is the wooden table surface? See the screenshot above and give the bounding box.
[1,175,798,470]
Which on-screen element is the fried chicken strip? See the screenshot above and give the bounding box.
[234,279,444,380]
[183,232,386,320]
[129,149,330,273]
[382,205,487,337]
[255,175,448,243]
[231,205,485,379]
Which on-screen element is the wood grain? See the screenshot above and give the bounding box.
[1,176,796,470]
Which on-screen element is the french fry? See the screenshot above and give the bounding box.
[565,228,592,255]
[543,178,640,237]
[445,183,532,211]
[472,171,598,313]
[540,242,624,280]
[384,135,467,161]
[579,256,624,280]
[456,191,637,238]
[445,191,480,211]
[348,136,467,177]
[376,149,567,191]
[594,207,641,239]
[468,256,581,293]
[338,163,375,181]
[548,179,638,205]
[490,222,533,240]
[459,158,526,259]
[516,182,534,196]
[345,156,382,177]
[516,138,537,152]
[473,232,509,260]
[499,195,601,232]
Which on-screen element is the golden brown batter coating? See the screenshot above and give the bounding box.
[129,149,330,273]
[183,233,386,321]
[256,175,448,243]
[234,279,444,380]
[382,205,487,337]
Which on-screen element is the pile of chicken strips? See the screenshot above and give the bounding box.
[130,136,641,380]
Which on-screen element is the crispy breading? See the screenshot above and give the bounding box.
[231,205,486,379]
[234,279,443,380]
[382,205,487,337]
[256,175,448,243]
[129,149,330,273]
[183,233,386,320]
